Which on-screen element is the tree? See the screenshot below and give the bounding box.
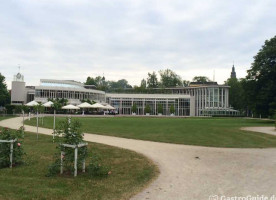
[147,72,158,88]
[131,103,137,113]
[157,104,163,114]
[159,69,182,87]
[183,80,190,87]
[192,76,211,83]
[140,79,147,89]
[225,78,244,111]
[145,104,151,114]
[85,76,96,86]
[108,79,132,90]
[245,35,276,117]
[0,73,10,107]
[170,104,175,114]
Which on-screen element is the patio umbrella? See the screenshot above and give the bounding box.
[77,102,94,115]
[25,100,39,107]
[43,101,54,107]
[77,102,94,108]
[104,104,116,110]
[90,103,106,109]
[62,104,80,110]
[25,100,41,140]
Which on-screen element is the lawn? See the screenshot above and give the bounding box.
[25,116,276,148]
[0,130,158,200]
[0,116,14,121]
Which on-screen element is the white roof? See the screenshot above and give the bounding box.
[77,102,94,108]
[43,101,54,107]
[106,93,190,99]
[62,104,80,110]
[25,100,39,106]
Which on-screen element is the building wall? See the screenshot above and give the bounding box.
[106,95,191,116]
[11,81,27,105]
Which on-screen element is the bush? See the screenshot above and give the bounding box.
[47,118,88,176]
[157,104,163,114]
[47,118,111,177]
[170,105,175,114]
[5,104,15,114]
[131,103,137,113]
[145,105,151,114]
[0,127,25,168]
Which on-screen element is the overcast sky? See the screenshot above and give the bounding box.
[1,0,276,89]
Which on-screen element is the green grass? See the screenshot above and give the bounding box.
[0,131,158,200]
[0,116,14,121]
[25,117,276,148]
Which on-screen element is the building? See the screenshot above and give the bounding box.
[106,93,193,116]
[231,65,237,79]
[11,71,239,117]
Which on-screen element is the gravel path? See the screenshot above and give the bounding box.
[241,126,276,136]
[1,117,276,200]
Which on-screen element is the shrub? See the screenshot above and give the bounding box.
[131,103,137,113]
[145,105,151,114]
[157,104,163,114]
[0,127,25,168]
[47,118,88,176]
[170,105,175,114]
[47,118,111,177]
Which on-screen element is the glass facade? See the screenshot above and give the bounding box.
[35,89,105,102]
[106,97,190,116]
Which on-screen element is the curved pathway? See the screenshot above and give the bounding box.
[1,117,276,200]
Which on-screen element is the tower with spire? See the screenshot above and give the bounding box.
[231,64,236,79]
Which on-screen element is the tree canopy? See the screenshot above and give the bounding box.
[147,72,158,88]
[0,73,10,107]
[244,35,276,117]
[159,69,182,87]
[192,76,211,83]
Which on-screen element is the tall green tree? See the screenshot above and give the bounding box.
[140,79,147,89]
[0,73,10,106]
[225,78,244,111]
[147,72,159,88]
[159,69,182,87]
[192,76,211,83]
[245,35,276,117]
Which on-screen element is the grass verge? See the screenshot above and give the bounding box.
[0,130,158,200]
[25,116,276,148]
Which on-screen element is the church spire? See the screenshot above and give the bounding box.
[231,64,236,79]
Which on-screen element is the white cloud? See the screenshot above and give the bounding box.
[0,0,276,89]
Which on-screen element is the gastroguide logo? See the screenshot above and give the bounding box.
[209,195,276,200]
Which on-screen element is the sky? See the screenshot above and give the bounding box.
[1,0,276,89]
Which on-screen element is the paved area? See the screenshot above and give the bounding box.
[1,117,276,200]
[241,126,276,136]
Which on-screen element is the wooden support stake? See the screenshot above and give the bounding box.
[74,147,78,177]
[82,159,85,173]
[36,111,38,140]
[53,110,56,143]
[22,111,25,138]
[60,151,64,174]
[10,142,14,168]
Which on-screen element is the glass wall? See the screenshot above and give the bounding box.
[106,97,190,116]
[35,89,105,102]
